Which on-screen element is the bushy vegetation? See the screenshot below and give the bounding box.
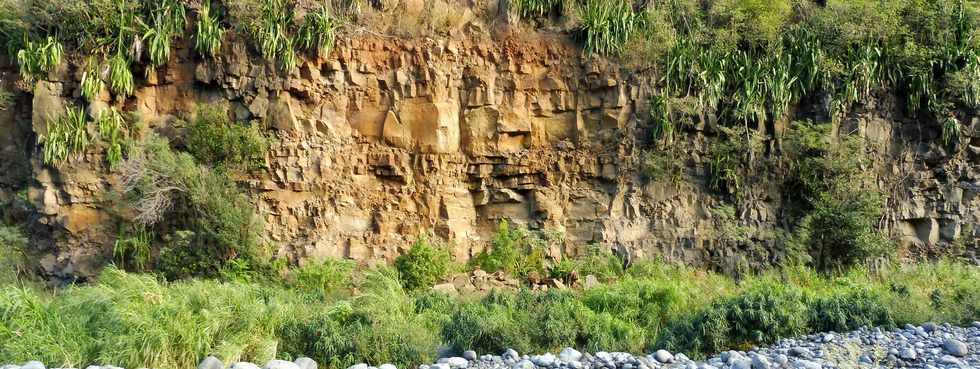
[112,224,153,272]
[280,268,444,369]
[185,105,269,172]
[471,221,563,279]
[573,245,626,282]
[2,0,332,91]
[636,0,980,163]
[230,0,341,70]
[296,6,339,57]
[287,258,354,298]
[781,121,893,271]
[395,236,453,291]
[0,261,976,368]
[0,224,30,285]
[118,135,269,280]
[705,126,765,199]
[3,0,189,91]
[79,57,106,102]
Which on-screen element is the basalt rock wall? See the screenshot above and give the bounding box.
[1,32,977,280]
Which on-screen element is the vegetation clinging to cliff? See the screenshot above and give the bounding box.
[118,134,269,280]
[185,105,270,172]
[650,0,977,132]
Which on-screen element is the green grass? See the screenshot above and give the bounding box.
[143,0,186,68]
[113,223,153,272]
[249,0,297,71]
[647,94,674,144]
[471,221,562,279]
[1,261,977,368]
[38,105,129,168]
[940,109,962,147]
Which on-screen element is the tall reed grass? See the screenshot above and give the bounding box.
[0,261,976,368]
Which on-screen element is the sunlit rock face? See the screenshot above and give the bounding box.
[1,33,976,281]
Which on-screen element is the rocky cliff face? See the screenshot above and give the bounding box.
[1,31,977,280]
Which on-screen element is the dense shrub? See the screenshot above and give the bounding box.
[0,268,292,368]
[288,258,355,297]
[807,290,894,333]
[547,259,578,284]
[112,223,153,272]
[15,35,61,82]
[659,283,808,355]
[119,135,269,280]
[575,245,625,281]
[782,121,894,272]
[443,288,649,355]
[790,191,891,272]
[471,221,559,279]
[705,127,765,198]
[442,302,532,355]
[185,105,269,172]
[472,221,522,274]
[629,0,980,166]
[706,0,793,48]
[395,236,452,291]
[0,224,30,284]
[281,270,442,369]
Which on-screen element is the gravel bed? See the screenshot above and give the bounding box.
[3,322,978,369]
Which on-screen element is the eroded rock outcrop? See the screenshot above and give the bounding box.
[0,32,977,280]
